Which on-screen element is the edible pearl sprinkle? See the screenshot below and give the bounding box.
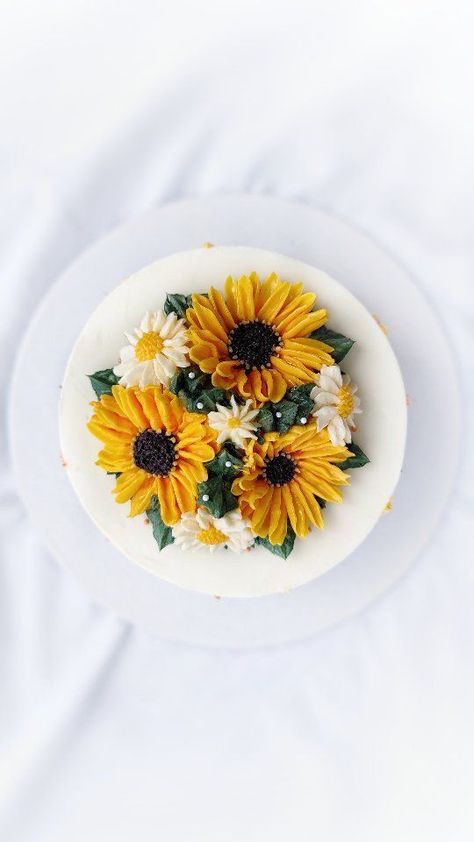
[188,372,195,379]
[300,417,307,424]
[275,411,282,418]
[225,460,232,468]
[202,494,209,501]
[196,402,204,409]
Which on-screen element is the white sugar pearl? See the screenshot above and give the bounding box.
[225,460,232,468]
[300,417,307,424]
[275,411,282,418]
[188,371,196,379]
[196,402,204,410]
[202,494,209,502]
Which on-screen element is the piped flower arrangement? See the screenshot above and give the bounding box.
[87,272,368,559]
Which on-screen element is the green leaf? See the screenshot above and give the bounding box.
[146,496,174,550]
[310,326,355,363]
[273,399,298,433]
[188,388,228,413]
[255,526,296,559]
[339,443,370,471]
[169,366,229,412]
[88,368,120,398]
[163,293,192,319]
[206,444,243,478]
[198,475,238,518]
[286,384,314,419]
[257,405,274,433]
[256,386,314,436]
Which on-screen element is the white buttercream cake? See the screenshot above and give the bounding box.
[59,246,406,598]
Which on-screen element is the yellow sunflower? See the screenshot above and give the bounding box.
[186,272,334,404]
[231,423,349,545]
[87,385,217,524]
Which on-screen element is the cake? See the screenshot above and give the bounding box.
[59,246,406,597]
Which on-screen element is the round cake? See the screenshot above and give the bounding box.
[59,245,406,598]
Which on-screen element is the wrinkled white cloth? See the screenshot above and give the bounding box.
[1,2,473,840]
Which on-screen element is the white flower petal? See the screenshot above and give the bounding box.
[313,391,339,407]
[328,415,346,446]
[343,419,353,443]
[318,374,340,394]
[159,312,178,339]
[152,357,168,384]
[140,311,152,333]
[315,405,337,430]
[156,353,175,377]
[322,364,343,387]
[151,311,166,332]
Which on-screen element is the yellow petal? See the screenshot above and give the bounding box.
[129,479,155,517]
[208,287,236,330]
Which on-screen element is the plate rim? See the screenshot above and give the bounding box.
[7,195,461,646]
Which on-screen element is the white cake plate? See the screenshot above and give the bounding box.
[8,196,460,647]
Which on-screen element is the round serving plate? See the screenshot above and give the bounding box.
[8,196,460,647]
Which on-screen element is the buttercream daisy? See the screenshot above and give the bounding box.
[207,395,259,448]
[172,508,254,552]
[186,272,334,404]
[87,385,217,524]
[114,310,189,388]
[232,424,349,545]
[310,364,362,447]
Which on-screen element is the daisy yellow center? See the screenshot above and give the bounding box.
[197,526,228,545]
[135,331,163,362]
[337,385,354,419]
[227,418,240,428]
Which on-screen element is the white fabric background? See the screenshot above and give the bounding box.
[1,1,473,840]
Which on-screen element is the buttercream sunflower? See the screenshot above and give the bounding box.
[232,423,350,545]
[87,385,217,524]
[186,272,335,404]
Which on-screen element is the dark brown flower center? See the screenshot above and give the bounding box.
[228,320,281,371]
[133,429,177,476]
[263,453,296,486]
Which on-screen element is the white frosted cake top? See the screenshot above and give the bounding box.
[59,246,406,597]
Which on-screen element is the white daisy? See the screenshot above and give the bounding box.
[113,310,189,388]
[310,364,362,447]
[172,508,254,553]
[207,396,259,448]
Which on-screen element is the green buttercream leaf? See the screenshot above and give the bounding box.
[198,475,239,518]
[187,389,228,413]
[146,495,174,550]
[163,293,192,319]
[256,405,274,433]
[255,526,296,559]
[170,366,229,412]
[310,326,355,363]
[339,443,370,471]
[273,400,298,433]
[286,384,314,416]
[256,387,312,435]
[206,443,244,478]
[88,368,120,398]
